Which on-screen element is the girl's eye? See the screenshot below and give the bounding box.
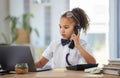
[64,27,69,29]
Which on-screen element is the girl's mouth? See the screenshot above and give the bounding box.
[61,34,66,38]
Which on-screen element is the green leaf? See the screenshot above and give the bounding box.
[11,34,18,43]
[34,28,40,37]
[16,63,28,69]
[1,33,10,44]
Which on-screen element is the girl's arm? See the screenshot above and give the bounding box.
[76,44,96,64]
[71,30,96,64]
[35,56,49,68]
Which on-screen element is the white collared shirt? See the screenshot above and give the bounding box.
[42,39,93,68]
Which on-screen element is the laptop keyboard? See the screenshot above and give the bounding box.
[36,65,52,72]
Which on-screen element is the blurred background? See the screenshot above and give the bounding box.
[0,0,120,66]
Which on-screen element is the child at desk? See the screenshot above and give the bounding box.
[35,7,96,69]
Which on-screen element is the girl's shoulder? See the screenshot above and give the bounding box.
[50,39,87,45]
[50,39,88,46]
[50,39,61,45]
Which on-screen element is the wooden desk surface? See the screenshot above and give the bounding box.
[0,69,120,78]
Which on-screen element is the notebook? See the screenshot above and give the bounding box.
[0,45,52,72]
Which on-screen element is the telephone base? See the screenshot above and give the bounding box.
[66,64,98,71]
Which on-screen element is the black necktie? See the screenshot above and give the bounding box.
[61,39,70,46]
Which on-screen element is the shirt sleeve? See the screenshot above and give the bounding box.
[42,40,55,60]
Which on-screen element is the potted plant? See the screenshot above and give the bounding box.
[4,13,39,44]
[16,13,39,44]
[3,16,19,44]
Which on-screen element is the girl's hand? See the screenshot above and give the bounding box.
[71,29,80,48]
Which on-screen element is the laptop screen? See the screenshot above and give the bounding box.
[0,45,36,72]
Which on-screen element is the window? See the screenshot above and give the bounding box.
[70,0,109,65]
[117,0,120,58]
[109,0,117,59]
[44,6,51,46]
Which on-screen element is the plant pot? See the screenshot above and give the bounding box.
[15,63,28,74]
[16,28,30,44]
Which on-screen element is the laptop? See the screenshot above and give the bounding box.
[0,45,51,72]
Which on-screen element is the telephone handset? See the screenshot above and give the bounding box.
[68,26,81,49]
[66,26,81,66]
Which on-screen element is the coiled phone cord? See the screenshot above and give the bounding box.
[65,49,72,66]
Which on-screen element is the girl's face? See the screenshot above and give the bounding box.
[59,17,75,39]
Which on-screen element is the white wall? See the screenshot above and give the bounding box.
[0,0,24,44]
[0,0,9,44]
[9,0,24,16]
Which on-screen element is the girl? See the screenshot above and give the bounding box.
[35,7,96,68]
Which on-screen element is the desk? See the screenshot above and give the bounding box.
[0,69,119,78]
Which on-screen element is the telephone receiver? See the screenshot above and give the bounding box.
[68,26,81,49]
